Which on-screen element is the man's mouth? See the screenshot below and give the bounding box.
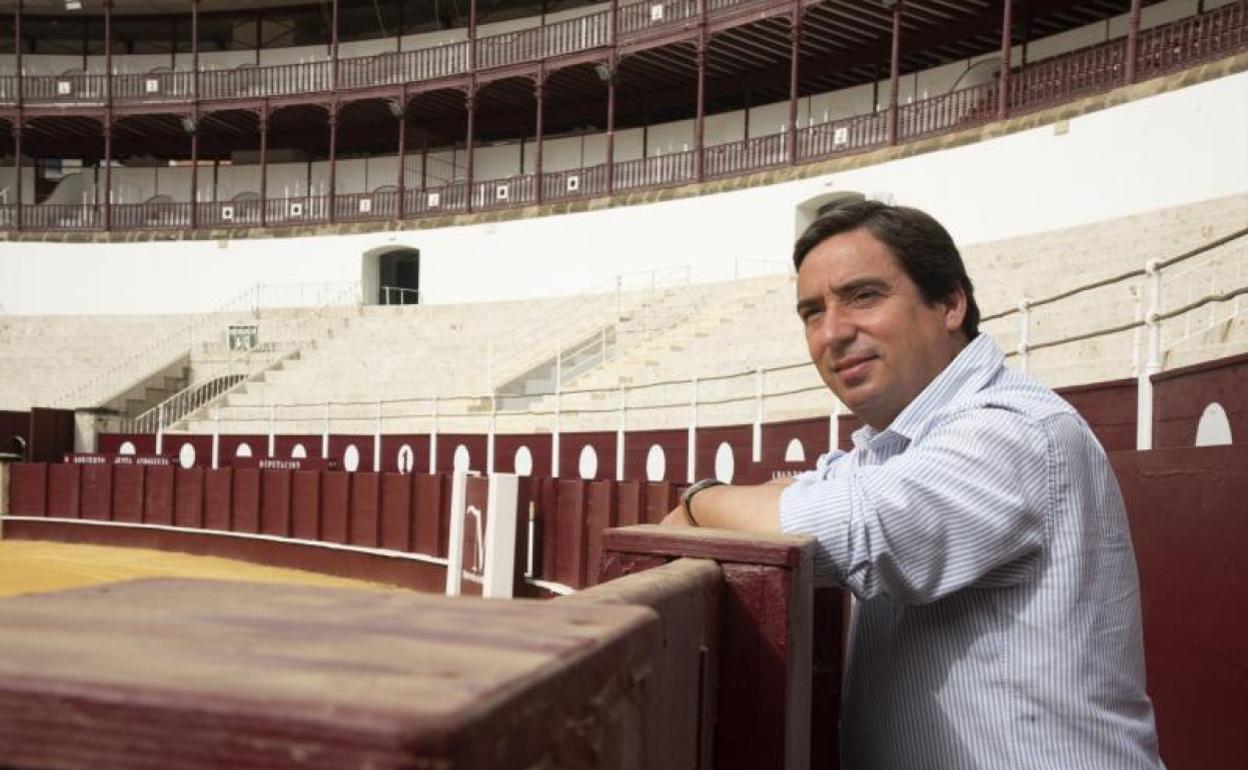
[833,354,877,382]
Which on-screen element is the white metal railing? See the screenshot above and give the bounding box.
[167,229,1247,469]
[381,286,421,306]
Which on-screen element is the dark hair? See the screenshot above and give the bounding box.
[793,200,980,339]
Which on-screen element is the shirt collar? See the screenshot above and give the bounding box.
[850,334,1004,448]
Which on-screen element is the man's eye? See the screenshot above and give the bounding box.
[852,289,880,303]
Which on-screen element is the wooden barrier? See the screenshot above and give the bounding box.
[259,469,292,537]
[144,465,175,526]
[379,473,413,551]
[111,464,144,523]
[290,470,321,540]
[203,468,232,530]
[598,525,822,770]
[173,467,204,529]
[320,471,350,544]
[46,464,79,518]
[231,468,260,533]
[79,464,112,521]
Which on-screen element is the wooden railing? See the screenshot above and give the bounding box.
[3,3,1245,233]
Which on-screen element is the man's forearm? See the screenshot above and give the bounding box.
[669,481,788,533]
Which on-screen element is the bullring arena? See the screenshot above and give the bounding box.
[0,0,1245,767]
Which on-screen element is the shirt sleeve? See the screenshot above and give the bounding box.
[779,407,1051,603]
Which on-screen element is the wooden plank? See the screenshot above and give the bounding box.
[643,482,678,524]
[555,480,588,588]
[144,465,174,526]
[585,481,618,587]
[349,472,381,548]
[259,469,292,537]
[0,578,660,770]
[80,464,113,521]
[379,473,412,551]
[411,473,446,556]
[231,468,260,534]
[111,465,145,524]
[46,463,80,518]
[603,524,810,567]
[173,467,204,529]
[7,463,48,517]
[320,471,350,544]
[290,470,321,540]
[203,469,232,530]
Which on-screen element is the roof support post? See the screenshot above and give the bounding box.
[787,1,801,165]
[189,111,199,230]
[469,0,478,70]
[103,119,113,231]
[1125,0,1143,84]
[887,1,902,146]
[606,0,618,196]
[465,89,476,213]
[396,92,407,221]
[330,0,340,90]
[327,104,339,222]
[13,0,22,232]
[191,0,200,100]
[694,1,707,183]
[534,70,545,204]
[997,0,1014,119]
[258,106,268,227]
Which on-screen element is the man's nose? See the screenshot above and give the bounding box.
[819,304,855,348]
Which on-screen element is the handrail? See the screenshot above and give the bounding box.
[4,3,1244,234]
[163,229,1246,429]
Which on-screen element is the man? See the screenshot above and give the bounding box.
[663,201,1164,769]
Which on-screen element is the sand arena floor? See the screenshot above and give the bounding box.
[0,540,406,598]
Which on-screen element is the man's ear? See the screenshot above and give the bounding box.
[942,287,967,334]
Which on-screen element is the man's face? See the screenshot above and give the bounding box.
[796,227,967,430]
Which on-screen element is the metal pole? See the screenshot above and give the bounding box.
[429,396,439,474]
[1136,260,1163,450]
[616,385,627,482]
[258,107,268,226]
[156,404,165,456]
[396,93,407,220]
[212,407,221,470]
[327,106,338,222]
[13,1,22,232]
[322,401,330,459]
[687,377,698,483]
[829,400,841,453]
[1125,0,1143,84]
[191,0,199,100]
[607,0,618,193]
[330,0,340,90]
[487,393,496,474]
[373,400,382,472]
[189,110,199,229]
[887,2,902,145]
[103,120,113,230]
[694,0,707,182]
[787,1,801,165]
[534,72,544,203]
[465,91,475,212]
[997,0,1014,119]
[752,368,764,463]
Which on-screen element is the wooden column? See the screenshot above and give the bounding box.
[887,1,902,146]
[606,0,618,195]
[191,0,200,99]
[534,72,545,204]
[103,0,113,229]
[787,1,800,164]
[997,0,1014,119]
[258,107,268,227]
[327,105,338,222]
[465,91,475,212]
[469,0,478,70]
[1125,0,1143,84]
[396,94,407,220]
[694,1,707,182]
[13,0,22,231]
[330,0,340,90]
[189,112,199,230]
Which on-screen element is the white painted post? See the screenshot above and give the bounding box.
[616,385,627,482]
[155,404,165,456]
[268,403,276,458]
[1137,260,1163,450]
[552,346,562,478]
[444,470,470,597]
[482,473,520,599]
[1017,298,1031,374]
[829,400,841,453]
[321,401,330,459]
[487,393,496,475]
[373,399,382,472]
[752,367,764,463]
[429,396,439,474]
[687,377,698,483]
[211,407,221,470]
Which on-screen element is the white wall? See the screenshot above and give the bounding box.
[2,69,1245,316]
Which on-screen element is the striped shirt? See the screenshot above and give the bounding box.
[780,334,1164,770]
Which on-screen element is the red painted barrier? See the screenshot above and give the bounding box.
[586,481,618,587]
[411,473,447,557]
[643,482,678,524]
[349,472,381,547]
[555,480,589,588]
[231,468,260,533]
[173,467,204,529]
[290,471,321,540]
[320,472,350,544]
[80,464,113,521]
[111,465,145,523]
[9,463,48,516]
[533,477,560,581]
[380,473,413,552]
[144,465,175,525]
[46,464,80,518]
[203,469,232,530]
[260,470,292,537]
[616,480,642,528]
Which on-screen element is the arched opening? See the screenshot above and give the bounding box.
[363,247,421,306]
[794,190,867,241]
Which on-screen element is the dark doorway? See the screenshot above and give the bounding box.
[378,249,420,305]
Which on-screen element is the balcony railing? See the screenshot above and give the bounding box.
[2,2,1245,234]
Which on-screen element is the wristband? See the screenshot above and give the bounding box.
[681,478,725,526]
